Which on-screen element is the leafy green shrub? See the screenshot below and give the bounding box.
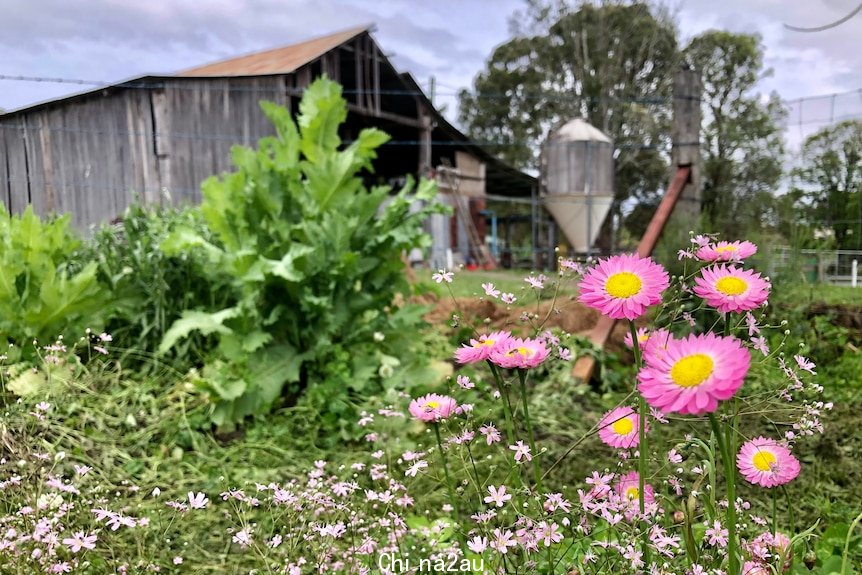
[81,202,232,369]
[0,207,105,363]
[160,77,447,426]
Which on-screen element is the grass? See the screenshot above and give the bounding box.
[4,279,862,571]
[432,268,579,303]
[772,281,862,307]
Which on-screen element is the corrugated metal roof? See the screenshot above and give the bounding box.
[178,25,371,77]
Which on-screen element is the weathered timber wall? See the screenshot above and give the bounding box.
[155,76,289,205]
[0,89,159,228]
[0,75,289,229]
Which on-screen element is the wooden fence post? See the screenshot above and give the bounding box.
[671,65,702,219]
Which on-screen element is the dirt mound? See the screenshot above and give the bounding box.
[806,302,862,332]
[420,293,635,355]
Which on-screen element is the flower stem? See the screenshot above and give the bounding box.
[772,489,778,536]
[709,412,739,575]
[517,368,542,491]
[629,321,651,567]
[782,485,796,536]
[487,360,516,446]
[434,422,466,553]
[465,442,484,501]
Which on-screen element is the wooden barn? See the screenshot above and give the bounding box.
[0,25,535,268]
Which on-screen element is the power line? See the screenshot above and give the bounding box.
[784,1,862,32]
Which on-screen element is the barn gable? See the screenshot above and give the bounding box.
[0,26,534,265]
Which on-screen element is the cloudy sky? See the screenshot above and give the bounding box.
[2,0,861,146]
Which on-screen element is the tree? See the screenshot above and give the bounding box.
[790,120,862,249]
[459,1,678,250]
[683,31,785,237]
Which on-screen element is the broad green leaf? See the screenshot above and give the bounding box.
[26,262,102,333]
[158,307,241,354]
[160,227,223,261]
[208,377,247,402]
[297,77,346,163]
[821,555,844,575]
[247,343,305,404]
[8,369,45,396]
[242,331,272,353]
[0,258,22,301]
[259,245,314,282]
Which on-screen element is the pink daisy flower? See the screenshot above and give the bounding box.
[637,333,750,415]
[737,437,801,488]
[454,331,514,364]
[695,240,758,262]
[489,337,549,369]
[598,407,644,449]
[578,254,669,320]
[693,265,771,313]
[408,394,458,423]
[616,471,654,506]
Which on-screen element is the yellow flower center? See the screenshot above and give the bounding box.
[425,401,439,410]
[715,276,747,296]
[715,245,738,253]
[638,334,650,343]
[752,450,777,472]
[506,347,535,358]
[612,417,634,435]
[479,339,495,347]
[670,354,714,388]
[625,486,639,500]
[605,272,643,299]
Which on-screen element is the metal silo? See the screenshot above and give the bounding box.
[541,119,614,255]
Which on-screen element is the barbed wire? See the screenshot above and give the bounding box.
[0,122,678,151]
[0,74,677,106]
[2,73,860,157]
[2,73,860,109]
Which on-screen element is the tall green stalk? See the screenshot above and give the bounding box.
[718,313,740,574]
[629,321,650,566]
[772,490,778,536]
[517,368,542,491]
[709,412,739,575]
[434,422,466,552]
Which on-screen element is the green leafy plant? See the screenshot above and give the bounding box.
[81,202,231,370]
[160,77,447,426]
[0,207,105,364]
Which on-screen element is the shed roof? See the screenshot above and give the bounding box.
[178,25,370,77]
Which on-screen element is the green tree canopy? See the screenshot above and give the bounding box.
[790,120,862,249]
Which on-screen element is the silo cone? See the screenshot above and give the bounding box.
[544,195,614,253]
